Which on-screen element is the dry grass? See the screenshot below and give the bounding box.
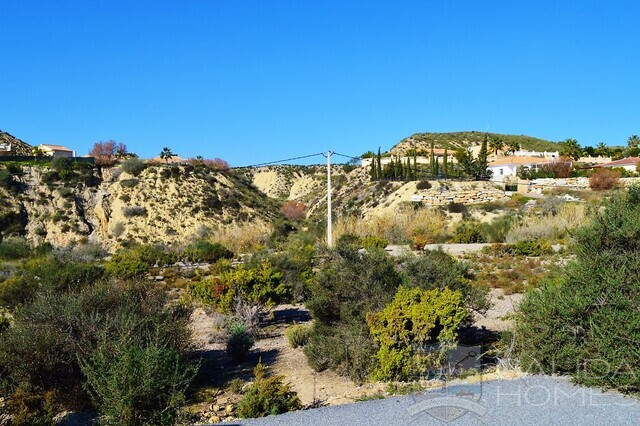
[211,222,270,253]
[506,203,586,243]
[333,205,449,245]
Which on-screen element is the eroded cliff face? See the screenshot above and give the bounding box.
[1,165,279,249]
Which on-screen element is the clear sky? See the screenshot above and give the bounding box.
[2,1,639,165]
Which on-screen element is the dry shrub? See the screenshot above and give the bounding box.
[281,200,306,221]
[506,203,586,243]
[334,205,448,245]
[90,140,127,166]
[188,157,230,170]
[589,168,621,190]
[211,222,270,253]
[548,161,573,178]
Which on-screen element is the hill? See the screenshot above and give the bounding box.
[389,131,559,155]
[0,130,33,156]
[0,163,280,249]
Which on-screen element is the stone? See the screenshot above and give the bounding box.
[225,404,234,414]
[208,415,221,423]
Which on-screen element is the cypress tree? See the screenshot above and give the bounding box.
[443,148,448,177]
[370,156,377,180]
[476,133,489,179]
[377,147,383,179]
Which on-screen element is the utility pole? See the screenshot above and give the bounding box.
[326,150,333,247]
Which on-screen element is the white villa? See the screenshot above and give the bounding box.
[488,156,554,182]
[596,157,640,172]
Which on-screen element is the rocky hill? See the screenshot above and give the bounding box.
[389,131,559,155]
[0,163,280,249]
[0,130,32,156]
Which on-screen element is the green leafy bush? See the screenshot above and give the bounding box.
[181,240,233,263]
[402,249,489,314]
[0,256,104,308]
[451,221,486,243]
[226,321,255,363]
[416,180,431,190]
[366,287,467,381]
[0,238,31,260]
[285,323,311,348]
[361,235,388,250]
[515,185,640,392]
[0,280,194,423]
[120,158,147,177]
[194,261,288,312]
[119,178,140,188]
[81,336,197,425]
[237,362,302,418]
[304,248,403,383]
[510,238,553,256]
[104,244,174,279]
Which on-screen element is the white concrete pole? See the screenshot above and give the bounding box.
[327,150,333,247]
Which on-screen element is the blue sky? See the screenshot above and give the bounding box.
[2,1,639,165]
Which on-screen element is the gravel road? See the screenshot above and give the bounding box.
[234,376,640,425]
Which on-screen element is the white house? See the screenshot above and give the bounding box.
[597,157,640,172]
[488,156,554,181]
[512,150,559,159]
[38,144,75,158]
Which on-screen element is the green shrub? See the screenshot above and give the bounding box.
[366,287,467,381]
[181,240,233,263]
[120,158,147,177]
[482,214,515,243]
[0,280,194,422]
[104,244,174,279]
[195,261,289,312]
[50,157,73,173]
[510,239,553,256]
[119,178,139,188]
[0,238,31,260]
[285,323,311,348]
[122,206,147,218]
[80,336,197,425]
[236,362,302,418]
[0,256,104,308]
[515,185,640,392]
[402,249,489,314]
[451,221,486,243]
[361,235,388,250]
[416,180,431,190]
[226,321,255,363]
[447,202,468,215]
[304,247,403,383]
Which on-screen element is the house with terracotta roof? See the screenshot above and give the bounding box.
[596,157,640,172]
[488,156,554,181]
[38,144,75,158]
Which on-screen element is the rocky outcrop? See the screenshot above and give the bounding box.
[1,165,279,249]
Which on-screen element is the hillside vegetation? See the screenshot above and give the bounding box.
[390,131,559,155]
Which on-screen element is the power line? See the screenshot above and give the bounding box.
[332,152,362,161]
[231,152,325,169]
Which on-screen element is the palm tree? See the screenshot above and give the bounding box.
[507,141,520,155]
[595,142,608,157]
[489,136,504,156]
[30,146,46,157]
[628,135,640,149]
[160,147,175,163]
